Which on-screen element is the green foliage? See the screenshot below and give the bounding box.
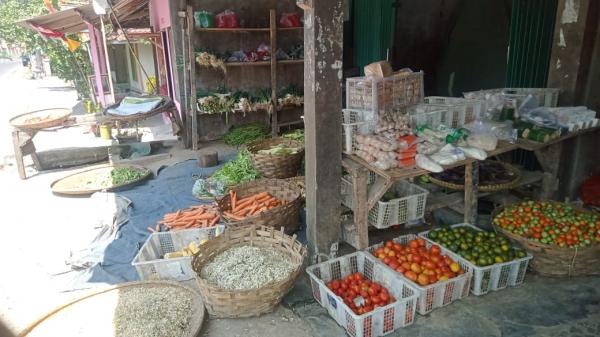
[211,150,261,186]
[223,123,270,146]
[0,0,92,98]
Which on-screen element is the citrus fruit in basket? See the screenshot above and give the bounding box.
[493,200,600,248]
[427,226,527,266]
[371,238,465,286]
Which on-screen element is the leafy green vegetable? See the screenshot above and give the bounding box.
[110,167,148,186]
[223,124,270,146]
[282,129,304,143]
[257,144,300,155]
[211,150,261,186]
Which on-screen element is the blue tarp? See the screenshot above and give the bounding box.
[88,155,235,283]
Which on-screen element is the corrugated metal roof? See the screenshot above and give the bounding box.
[16,4,98,34]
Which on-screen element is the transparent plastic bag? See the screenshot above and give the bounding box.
[194,11,214,28]
[522,107,560,129]
[466,120,498,151]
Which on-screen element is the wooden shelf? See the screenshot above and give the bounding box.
[225,59,304,67]
[195,27,303,32]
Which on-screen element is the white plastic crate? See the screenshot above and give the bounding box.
[419,223,533,296]
[341,179,428,229]
[306,252,419,337]
[424,96,485,127]
[408,104,448,129]
[463,88,560,109]
[346,72,424,113]
[367,234,471,315]
[132,225,225,281]
[342,109,377,154]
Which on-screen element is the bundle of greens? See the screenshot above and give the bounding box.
[223,124,270,146]
[110,167,148,186]
[210,150,261,187]
[282,129,304,143]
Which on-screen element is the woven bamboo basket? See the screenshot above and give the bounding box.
[492,203,600,277]
[191,225,306,318]
[9,108,71,130]
[428,162,521,192]
[285,175,305,201]
[247,138,305,179]
[217,179,302,233]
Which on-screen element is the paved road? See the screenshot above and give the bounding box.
[0,61,78,164]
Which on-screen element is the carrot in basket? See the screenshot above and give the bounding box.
[230,191,237,210]
[233,198,255,212]
[224,211,245,220]
[209,215,220,227]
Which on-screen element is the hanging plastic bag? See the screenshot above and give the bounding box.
[280,13,302,28]
[215,10,239,28]
[194,11,214,28]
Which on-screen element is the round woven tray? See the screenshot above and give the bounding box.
[192,225,306,318]
[104,97,175,122]
[428,161,521,192]
[19,281,204,337]
[247,138,305,179]
[9,108,71,130]
[492,203,600,277]
[51,164,152,196]
[217,178,302,233]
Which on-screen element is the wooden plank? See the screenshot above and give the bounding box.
[187,6,198,150]
[303,0,344,256]
[367,176,393,210]
[351,168,369,250]
[12,131,27,179]
[270,9,278,137]
[464,161,479,224]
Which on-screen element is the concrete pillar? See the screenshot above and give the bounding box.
[300,0,344,258]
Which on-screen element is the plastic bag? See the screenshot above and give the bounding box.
[466,120,498,151]
[416,154,443,173]
[194,11,214,28]
[522,107,560,129]
[458,146,487,160]
[215,10,239,28]
[280,13,301,28]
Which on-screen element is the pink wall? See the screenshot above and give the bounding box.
[149,0,172,30]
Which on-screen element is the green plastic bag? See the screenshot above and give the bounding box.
[194,11,214,28]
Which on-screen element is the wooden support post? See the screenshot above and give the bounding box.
[302,0,344,256]
[12,130,38,180]
[534,142,563,200]
[351,167,369,250]
[186,6,198,150]
[270,9,278,137]
[464,161,479,224]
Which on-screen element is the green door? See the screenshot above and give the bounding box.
[353,0,397,74]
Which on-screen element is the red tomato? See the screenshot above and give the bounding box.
[401,262,411,270]
[389,261,399,270]
[412,254,423,264]
[416,238,427,247]
[370,283,382,293]
[365,297,372,305]
[353,272,363,281]
[331,280,341,290]
[383,257,392,264]
[340,282,348,290]
[347,290,357,298]
[424,261,436,270]
[371,295,381,304]
[404,270,418,282]
[360,290,369,298]
[430,255,441,264]
[430,245,441,256]
[410,263,422,274]
[429,274,438,284]
[326,282,333,289]
[368,287,378,296]
[417,273,430,286]
[385,241,394,248]
[379,292,390,302]
[396,266,406,273]
[363,305,373,313]
[423,269,435,276]
[392,243,403,252]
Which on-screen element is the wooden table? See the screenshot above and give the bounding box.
[341,141,517,249]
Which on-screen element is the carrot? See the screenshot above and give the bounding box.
[230,191,236,210]
[233,199,255,212]
[256,194,272,203]
[251,206,268,215]
[224,211,245,220]
[209,215,220,227]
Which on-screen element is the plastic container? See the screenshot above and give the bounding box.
[367,234,471,315]
[423,96,485,127]
[341,109,377,154]
[132,225,225,281]
[346,72,424,113]
[306,252,419,337]
[463,88,560,110]
[341,179,428,229]
[419,223,533,296]
[408,104,448,130]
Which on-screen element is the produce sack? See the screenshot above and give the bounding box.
[194,11,214,28]
[215,10,239,28]
[280,13,302,27]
